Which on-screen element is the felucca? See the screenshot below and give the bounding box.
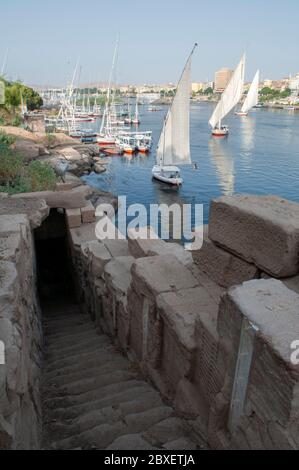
[235,69,260,116]
[152,43,197,186]
[209,54,245,136]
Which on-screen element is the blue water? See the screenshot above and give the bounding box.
[83,103,299,227]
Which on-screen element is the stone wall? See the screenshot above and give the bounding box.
[69,195,299,450]
[0,213,44,449]
[1,191,299,450]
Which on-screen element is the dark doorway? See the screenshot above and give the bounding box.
[34,209,75,305]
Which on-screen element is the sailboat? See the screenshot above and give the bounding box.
[132,98,140,125]
[152,43,197,186]
[235,69,260,117]
[209,54,245,136]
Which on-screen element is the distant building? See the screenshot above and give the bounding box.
[263,79,273,88]
[214,68,233,92]
[290,73,299,92]
[191,82,204,93]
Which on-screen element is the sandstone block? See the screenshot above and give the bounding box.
[66,208,81,228]
[101,239,130,258]
[81,240,111,278]
[131,255,198,299]
[0,199,49,229]
[193,225,259,288]
[128,227,193,267]
[209,195,299,278]
[156,287,218,399]
[12,185,93,210]
[102,256,134,337]
[217,279,299,448]
[81,201,95,224]
[68,222,97,248]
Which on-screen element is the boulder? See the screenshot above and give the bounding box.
[57,146,81,161]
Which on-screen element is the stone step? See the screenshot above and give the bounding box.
[44,357,128,387]
[44,329,101,348]
[107,434,157,450]
[44,322,96,337]
[43,352,126,379]
[45,369,138,399]
[45,391,164,439]
[44,343,115,372]
[50,406,173,449]
[45,336,108,359]
[46,383,151,421]
[142,417,189,447]
[52,420,128,450]
[43,372,139,408]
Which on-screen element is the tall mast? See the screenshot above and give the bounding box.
[101,36,119,134]
[1,48,8,76]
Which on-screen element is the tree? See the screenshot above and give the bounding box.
[204,87,213,95]
[0,79,43,111]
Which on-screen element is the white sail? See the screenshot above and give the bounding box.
[157,46,196,166]
[241,69,259,114]
[209,54,246,129]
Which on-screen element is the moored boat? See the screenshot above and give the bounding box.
[152,43,197,186]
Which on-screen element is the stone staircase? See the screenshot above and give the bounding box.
[41,299,204,450]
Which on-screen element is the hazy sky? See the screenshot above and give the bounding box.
[1,0,298,86]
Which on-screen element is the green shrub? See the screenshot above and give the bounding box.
[45,132,56,148]
[0,131,16,153]
[26,161,57,192]
[0,152,57,194]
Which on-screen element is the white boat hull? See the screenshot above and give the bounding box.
[212,127,229,137]
[152,165,183,186]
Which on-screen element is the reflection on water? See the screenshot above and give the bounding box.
[208,138,235,196]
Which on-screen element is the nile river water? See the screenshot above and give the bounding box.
[83,102,299,229]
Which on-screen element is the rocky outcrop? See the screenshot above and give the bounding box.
[0,126,104,176]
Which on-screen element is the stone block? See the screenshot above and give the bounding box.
[216,279,299,449]
[81,201,95,224]
[102,239,130,258]
[68,222,97,248]
[131,255,198,300]
[128,255,198,376]
[66,208,81,228]
[209,195,299,278]
[81,240,111,278]
[193,225,259,288]
[262,272,299,295]
[155,286,218,407]
[128,227,193,267]
[102,256,134,338]
[12,185,94,210]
